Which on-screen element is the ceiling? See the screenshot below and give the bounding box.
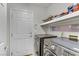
[24,3,52,8]
[30,3,52,7]
[8,3,52,8]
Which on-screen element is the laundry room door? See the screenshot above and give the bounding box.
[10,9,34,56]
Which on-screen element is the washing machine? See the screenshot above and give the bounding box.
[43,39,57,56]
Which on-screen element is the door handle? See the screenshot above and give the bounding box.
[4,46,7,50]
[11,33,13,37]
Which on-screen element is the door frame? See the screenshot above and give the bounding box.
[10,8,34,56]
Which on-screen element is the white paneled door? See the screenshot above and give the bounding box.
[10,9,34,56]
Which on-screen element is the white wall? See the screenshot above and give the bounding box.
[45,3,79,39]
[0,3,7,43]
[7,3,48,55]
[43,3,76,37]
[40,3,69,35]
[41,3,68,35]
[47,3,69,16]
[0,3,7,55]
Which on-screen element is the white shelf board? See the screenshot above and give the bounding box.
[40,11,79,26]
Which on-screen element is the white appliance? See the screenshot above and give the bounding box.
[62,47,79,56]
[52,42,79,56]
[43,39,57,56]
[34,34,57,56]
